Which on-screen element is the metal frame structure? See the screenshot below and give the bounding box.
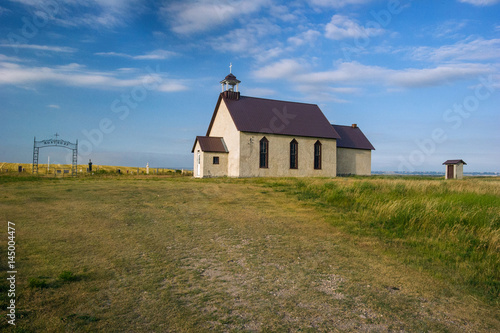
[33,136,78,176]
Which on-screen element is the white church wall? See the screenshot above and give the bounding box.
[239,132,337,177]
[193,141,204,178]
[336,148,372,176]
[202,152,228,177]
[207,99,240,177]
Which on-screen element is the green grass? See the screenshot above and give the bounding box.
[263,177,500,302]
[0,174,499,332]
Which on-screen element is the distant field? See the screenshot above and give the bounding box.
[0,174,498,331]
[0,162,190,176]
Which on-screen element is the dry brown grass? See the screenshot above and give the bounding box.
[0,176,499,332]
[0,162,183,175]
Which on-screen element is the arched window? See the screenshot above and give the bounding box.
[314,141,322,170]
[290,139,298,169]
[259,137,269,168]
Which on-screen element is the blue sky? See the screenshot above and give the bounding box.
[0,0,499,172]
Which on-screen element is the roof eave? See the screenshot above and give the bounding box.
[337,145,375,151]
[239,130,339,139]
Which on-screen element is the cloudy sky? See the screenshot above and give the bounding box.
[0,0,499,172]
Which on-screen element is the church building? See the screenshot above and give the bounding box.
[192,72,374,178]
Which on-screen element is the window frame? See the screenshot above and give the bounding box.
[213,156,219,165]
[259,137,269,169]
[290,139,298,169]
[314,140,322,170]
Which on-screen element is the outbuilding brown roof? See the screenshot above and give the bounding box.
[443,160,467,165]
[207,94,340,139]
[332,124,375,150]
[192,136,228,153]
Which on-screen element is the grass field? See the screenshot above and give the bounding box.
[0,162,188,176]
[0,173,499,332]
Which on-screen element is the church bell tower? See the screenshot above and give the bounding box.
[220,63,240,100]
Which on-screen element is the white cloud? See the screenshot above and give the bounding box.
[209,29,258,53]
[432,20,469,39]
[244,87,277,97]
[294,62,388,85]
[157,81,189,92]
[269,4,300,22]
[56,63,85,70]
[10,0,145,29]
[0,54,23,62]
[207,20,283,61]
[253,47,286,64]
[162,0,269,35]
[252,59,308,79]
[133,50,177,60]
[457,0,500,5]
[47,104,60,109]
[308,0,374,7]
[0,6,11,14]
[325,14,385,40]
[0,44,76,53]
[306,62,492,88]
[95,51,130,58]
[412,38,500,62]
[253,59,493,96]
[0,61,188,92]
[288,30,321,47]
[389,63,492,87]
[95,49,177,60]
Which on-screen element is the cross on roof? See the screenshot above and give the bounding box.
[54,133,60,139]
[229,62,232,73]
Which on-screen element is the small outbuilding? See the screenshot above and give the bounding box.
[443,160,467,179]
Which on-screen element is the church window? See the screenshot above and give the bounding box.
[314,141,322,170]
[260,137,268,168]
[290,139,298,169]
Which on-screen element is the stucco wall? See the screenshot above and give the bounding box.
[239,132,337,177]
[456,163,464,179]
[336,148,372,176]
[193,141,203,178]
[202,152,228,177]
[207,99,240,177]
[193,141,228,178]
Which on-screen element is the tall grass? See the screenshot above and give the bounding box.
[265,177,500,302]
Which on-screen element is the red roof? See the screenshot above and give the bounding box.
[192,136,228,153]
[207,94,340,139]
[332,125,375,150]
[443,160,467,165]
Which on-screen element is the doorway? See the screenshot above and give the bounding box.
[447,164,454,179]
[197,151,201,177]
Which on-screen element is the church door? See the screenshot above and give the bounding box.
[197,151,201,177]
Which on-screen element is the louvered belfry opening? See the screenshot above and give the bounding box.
[220,72,241,100]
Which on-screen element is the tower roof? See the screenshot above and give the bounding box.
[220,73,241,85]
